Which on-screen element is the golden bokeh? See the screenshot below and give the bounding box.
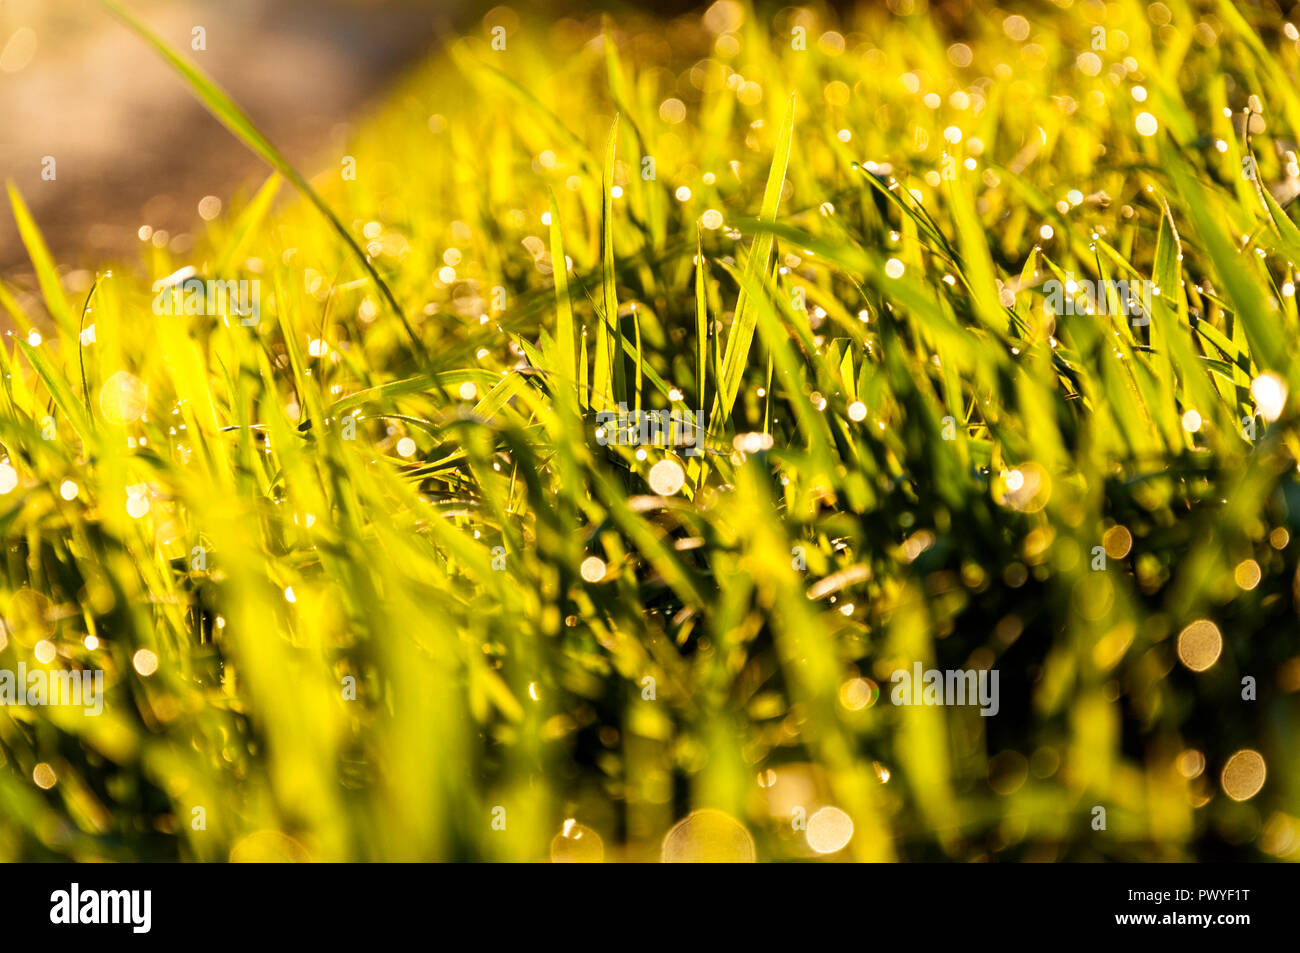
[550,819,605,863]
[648,458,686,496]
[99,370,149,424]
[658,97,686,123]
[133,648,159,676]
[1220,749,1267,801]
[1102,525,1133,559]
[579,556,606,582]
[1176,620,1222,672]
[806,806,854,854]
[838,676,879,710]
[32,763,56,789]
[661,809,755,862]
[994,462,1051,513]
[1233,559,1261,591]
[1176,749,1205,779]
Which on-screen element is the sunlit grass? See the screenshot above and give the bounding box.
[1,0,1299,860]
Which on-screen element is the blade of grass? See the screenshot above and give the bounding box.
[7,183,76,333]
[716,93,796,425]
[600,117,624,406]
[547,190,577,389]
[98,0,422,357]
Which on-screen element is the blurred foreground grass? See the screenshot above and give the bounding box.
[2,0,1300,860]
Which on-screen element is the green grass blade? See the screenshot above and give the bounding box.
[716,94,795,424]
[97,0,420,355]
[7,182,76,333]
[695,228,709,410]
[547,190,577,388]
[600,116,624,405]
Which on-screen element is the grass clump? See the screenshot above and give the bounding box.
[1,0,1300,860]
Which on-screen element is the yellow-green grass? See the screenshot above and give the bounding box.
[1,0,1299,860]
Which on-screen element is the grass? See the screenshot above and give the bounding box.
[1,0,1299,861]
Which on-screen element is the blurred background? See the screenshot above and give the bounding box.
[0,0,449,271]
